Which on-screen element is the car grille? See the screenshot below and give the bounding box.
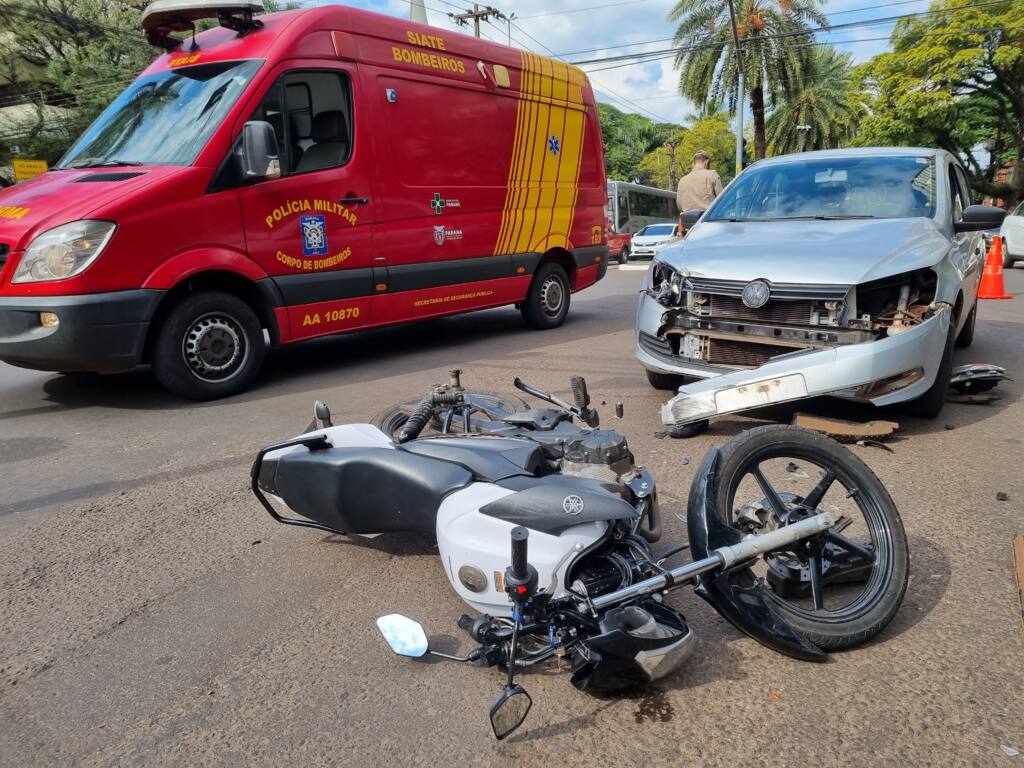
[707,338,792,366]
[686,277,849,302]
[638,331,674,358]
[708,295,815,324]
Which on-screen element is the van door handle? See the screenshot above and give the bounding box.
[340,196,369,205]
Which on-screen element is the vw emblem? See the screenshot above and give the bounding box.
[741,279,771,309]
[562,494,585,516]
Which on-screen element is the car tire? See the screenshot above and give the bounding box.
[618,245,630,265]
[954,301,976,348]
[645,369,683,390]
[1003,250,1016,269]
[669,419,709,438]
[904,322,954,418]
[521,263,571,330]
[151,290,266,400]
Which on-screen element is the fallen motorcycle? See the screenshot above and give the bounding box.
[251,371,909,739]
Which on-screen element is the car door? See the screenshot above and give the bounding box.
[948,163,983,311]
[235,63,378,341]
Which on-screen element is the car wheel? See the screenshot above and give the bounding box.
[645,369,683,390]
[521,263,571,330]
[904,322,954,418]
[152,290,266,400]
[618,245,630,265]
[669,419,709,438]
[954,301,976,348]
[1003,249,1016,269]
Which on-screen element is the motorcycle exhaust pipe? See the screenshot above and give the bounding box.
[589,512,835,611]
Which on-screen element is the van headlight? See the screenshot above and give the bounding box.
[12,220,116,283]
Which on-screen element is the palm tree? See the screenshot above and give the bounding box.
[669,0,825,159]
[766,46,862,154]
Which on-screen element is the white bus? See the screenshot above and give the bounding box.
[606,180,678,262]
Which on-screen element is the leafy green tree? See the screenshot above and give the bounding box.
[855,0,1024,202]
[639,114,736,189]
[598,103,677,182]
[669,0,825,160]
[767,45,862,155]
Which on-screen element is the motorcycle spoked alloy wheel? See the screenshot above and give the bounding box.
[714,426,909,650]
[371,392,529,440]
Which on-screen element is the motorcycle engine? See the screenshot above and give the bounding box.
[561,429,635,484]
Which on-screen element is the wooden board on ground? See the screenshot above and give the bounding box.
[1014,534,1024,641]
[793,412,900,440]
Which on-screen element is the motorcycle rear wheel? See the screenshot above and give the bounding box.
[371,392,528,440]
[714,425,909,650]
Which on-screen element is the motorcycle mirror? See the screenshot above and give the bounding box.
[489,684,532,740]
[375,614,429,658]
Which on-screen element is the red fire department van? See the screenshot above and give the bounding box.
[0,1,608,399]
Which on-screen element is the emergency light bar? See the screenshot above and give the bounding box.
[141,0,264,50]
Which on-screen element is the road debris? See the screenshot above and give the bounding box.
[947,392,1001,404]
[855,439,895,453]
[793,413,899,442]
[949,363,1010,394]
[997,492,1010,501]
[1001,745,1020,758]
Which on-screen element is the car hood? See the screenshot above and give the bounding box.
[0,167,186,250]
[660,218,950,285]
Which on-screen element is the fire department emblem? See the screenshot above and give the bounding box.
[562,494,585,516]
[433,225,446,246]
[300,214,328,256]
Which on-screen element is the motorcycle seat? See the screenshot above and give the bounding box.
[400,436,545,483]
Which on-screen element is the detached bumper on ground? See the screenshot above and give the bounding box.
[648,306,951,426]
[0,289,164,373]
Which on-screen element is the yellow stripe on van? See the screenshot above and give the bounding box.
[495,53,588,257]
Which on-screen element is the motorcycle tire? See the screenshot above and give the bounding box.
[714,425,909,651]
[371,392,528,441]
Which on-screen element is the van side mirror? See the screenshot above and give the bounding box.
[955,204,1006,233]
[241,121,281,181]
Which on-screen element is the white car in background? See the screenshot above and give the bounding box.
[1000,201,1023,267]
[626,222,680,261]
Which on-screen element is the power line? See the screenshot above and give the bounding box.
[564,0,1011,62]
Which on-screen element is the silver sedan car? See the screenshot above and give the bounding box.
[635,148,1007,429]
[1001,200,1023,267]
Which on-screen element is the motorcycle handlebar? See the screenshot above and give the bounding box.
[510,527,529,582]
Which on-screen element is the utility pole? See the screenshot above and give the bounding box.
[449,4,505,38]
[725,0,744,175]
[410,0,427,25]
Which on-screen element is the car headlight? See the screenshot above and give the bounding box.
[12,220,116,283]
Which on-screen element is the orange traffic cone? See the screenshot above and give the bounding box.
[978,235,1013,300]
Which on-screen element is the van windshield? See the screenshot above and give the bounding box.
[57,60,261,169]
[705,156,937,222]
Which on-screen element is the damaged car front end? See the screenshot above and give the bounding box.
[635,149,991,427]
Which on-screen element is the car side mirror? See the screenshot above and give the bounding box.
[955,204,1006,233]
[241,120,281,181]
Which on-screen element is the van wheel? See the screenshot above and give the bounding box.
[152,290,266,400]
[521,263,570,330]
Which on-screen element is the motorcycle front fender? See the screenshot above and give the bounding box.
[686,449,827,662]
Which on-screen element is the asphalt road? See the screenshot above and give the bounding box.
[1,267,1022,766]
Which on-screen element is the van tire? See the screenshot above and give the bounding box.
[521,263,570,330]
[618,245,630,265]
[151,290,266,400]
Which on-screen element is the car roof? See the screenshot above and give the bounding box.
[754,147,948,168]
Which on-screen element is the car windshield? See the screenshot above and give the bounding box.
[705,156,937,222]
[639,224,675,236]
[57,60,261,169]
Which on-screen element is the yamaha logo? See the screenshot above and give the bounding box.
[563,494,585,516]
[741,279,771,309]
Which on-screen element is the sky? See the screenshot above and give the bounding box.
[303,0,923,125]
